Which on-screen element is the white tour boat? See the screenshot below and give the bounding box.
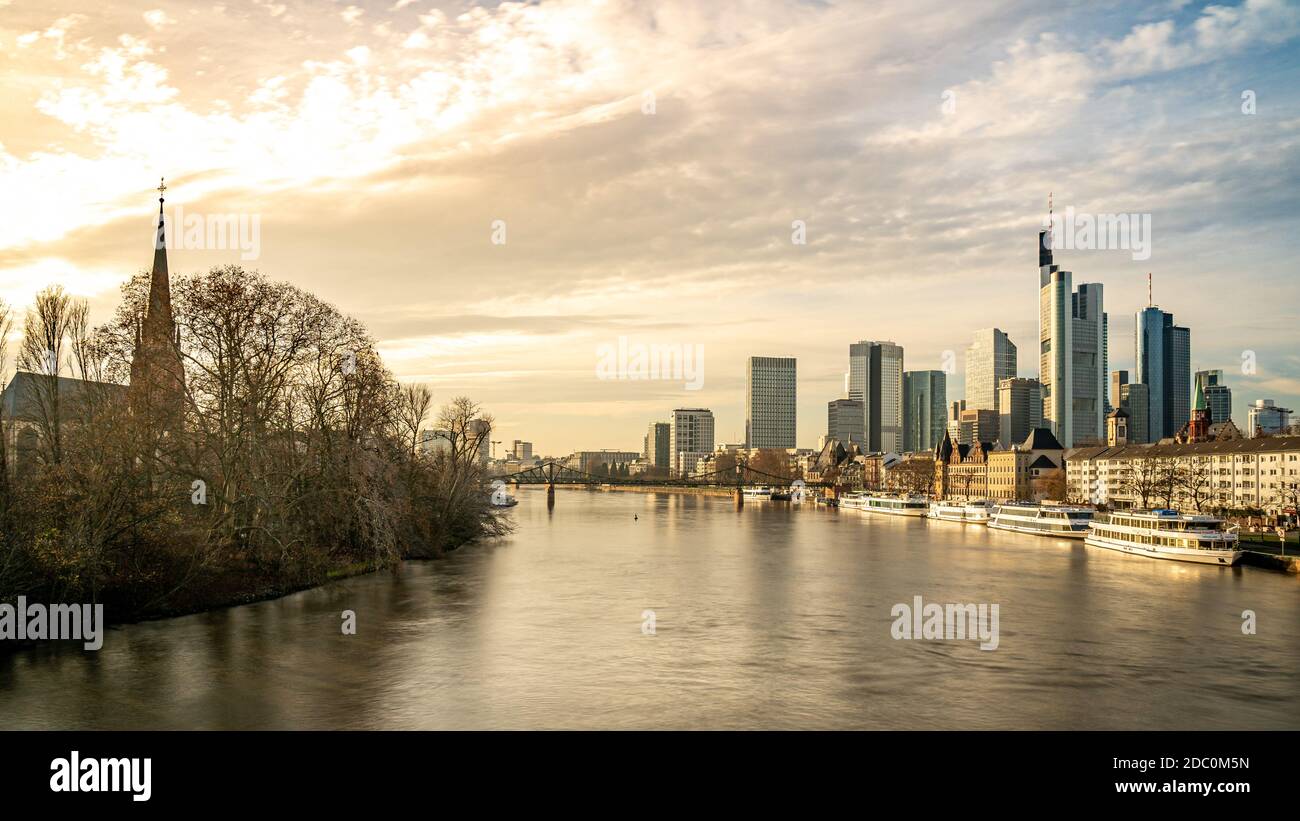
[859,495,930,517]
[742,486,773,500]
[1085,509,1243,566]
[837,492,868,510]
[928,500,995,523]
[988,502,1094,539]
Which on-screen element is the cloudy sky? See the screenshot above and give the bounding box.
[2,0,1298,455]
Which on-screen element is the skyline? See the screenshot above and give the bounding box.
[3,0,1300,454]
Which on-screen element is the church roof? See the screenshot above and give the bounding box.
[1107,406,1130,419]
[1028,454,1058,470]
[934,429,954,461]
[1021,427,1064,451]
[1,371,126,423]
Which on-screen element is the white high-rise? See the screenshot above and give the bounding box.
[1038,228,1106,447]
[848,340,903,453]
[670,408,715,475]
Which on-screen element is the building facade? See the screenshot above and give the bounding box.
[1072,282,1107,444]
[644,422,672,472]
[933,427,1065,502]
[671,408,715,475]
[848,340,903,453]
[1066,436,1300,514]
[956,407,998,446]
[745,356,797,449]
[996,377,1042,450]
[827,398,865,447]
[902,370,946,454]
[965,328,1016,423]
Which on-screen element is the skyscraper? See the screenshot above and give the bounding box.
[1120,382,1150,444]
[644,422,671,471]
[827,399,864,447]
[1194,369,1232,424]
[1135,304,1190,441]
[1072,282,1107,444]
[670,408,714,475]
[1038,227,1106,447]
[848,340,903,453]
[902,370,946,454]
[745,356,797,449]
[965,328,1016,414]
[1039,227,1073,446]
[996,377,1042,450]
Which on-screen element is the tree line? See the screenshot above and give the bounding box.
[0,267,508,620]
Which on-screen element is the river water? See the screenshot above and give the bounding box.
[2,488,1298,729]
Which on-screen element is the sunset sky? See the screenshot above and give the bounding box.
[2,0,1298,455]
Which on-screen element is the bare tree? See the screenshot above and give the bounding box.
[397,383,434,457]
[1156,458,1182,509]
[17,286,76,465]
[1176,456,1212,512]
[0,298,13,482]
[1122,454,1163,509]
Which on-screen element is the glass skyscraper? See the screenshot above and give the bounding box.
[1135,306,1190,441]
[902,370,947,454]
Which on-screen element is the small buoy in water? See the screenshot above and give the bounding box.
[634,514,638,521]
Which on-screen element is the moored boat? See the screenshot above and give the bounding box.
[988,502,1093,538]
[1085,509,1242,565]
[928,500,994,523]
[859,495,929,517]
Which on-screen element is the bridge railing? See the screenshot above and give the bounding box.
[492,460,828,487]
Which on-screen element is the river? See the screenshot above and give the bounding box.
[2,488,1298,729]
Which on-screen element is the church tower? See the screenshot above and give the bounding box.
[128,178,186,431]
[1182,379,1211,444]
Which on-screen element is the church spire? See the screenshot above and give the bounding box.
[146,177,174,336]
[130,177,186,431]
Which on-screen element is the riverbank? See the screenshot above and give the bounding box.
[0,536,491,657]
[1241,551,1300,574]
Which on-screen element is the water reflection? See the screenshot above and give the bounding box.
[2,487,1298,729]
